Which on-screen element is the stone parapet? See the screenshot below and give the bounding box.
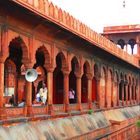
[12,0,139,68]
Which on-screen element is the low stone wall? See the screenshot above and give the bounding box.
[0,106,139,140]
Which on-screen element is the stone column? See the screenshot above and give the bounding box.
[105,75,108,108]
[0,62,4,108]
[0,60,6,119]
[117,82,120,106]
[25,64,33,116]
[63,71,69,112]
[125,83,128,106]
[47,69,53,105]
[46,68,54,115]
[113,81,117,107]
[121,81,124,106]
[136,36,140,57]
[26,82,32,107]
[96,76,101,109]
[133,85,136,104]
[87,74,93,109]
[76,74,82,110]
[129,84,132,105]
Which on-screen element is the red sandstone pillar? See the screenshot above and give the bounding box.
[129,84,132,105]
[136,36,140,57]
[47,69,53,114]
[87,75,92,109]
[96,79,101,109]
[26,82,32,106]
[112,81,117,107]
[76,75,82,110]
[133,85,136,104]
[111,78,114,107]
[117,82,120,106]
[0,61,5,119]
[63,71,69,112]
[47,70,53,105]
[125,84,128,106]
[0,62,4,107]
[25,64,33,116]
[105,75,108,108]
[121,82,124,106]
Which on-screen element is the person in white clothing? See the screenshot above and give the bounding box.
[69,88,75,103]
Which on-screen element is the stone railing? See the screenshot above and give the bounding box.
[81,103,89,110]
[12,0,139,68]
[5,107,25,117]
[53,104,64,113]
[69,104,78,111]
[32,105,48,115]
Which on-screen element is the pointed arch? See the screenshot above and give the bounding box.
[9,36,29,64]
[34,45,51,69]
[53,52,67,104]
[81,61,91,103]
[69,56,79,104]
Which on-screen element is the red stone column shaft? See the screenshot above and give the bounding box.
[87,78,92,109]
[133,85,136,104]
[0,62,4,107]
[117,82,120,106]
[47,71,53,105]
[76,76,82,110]
[129,84,132,105]
[125,84,128,106]
[105,75,108,107]
[26,82,32,107]
[96,80,101,108]
[63,72,69,112]
[122,83,124,106]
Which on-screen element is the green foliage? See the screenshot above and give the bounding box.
[136,120,140,127]
[88,109,93,115]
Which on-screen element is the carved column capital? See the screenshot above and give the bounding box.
[47,67,55,73]
[86,73,93,80]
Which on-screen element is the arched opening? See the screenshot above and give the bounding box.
[69,57,78,104]
[128,39,136,55]
[4,59,17,105]
[53,53,64,104]
[4,37,26,106]
[81,62,89,103]
[33,47,47,105]
[117,39,125,50]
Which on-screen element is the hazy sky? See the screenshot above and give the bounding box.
[48,0,140,33]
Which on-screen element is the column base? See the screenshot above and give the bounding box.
[0,107,6,119]
[65,104,69,113]
[48,104,54,115]
[27,106,33,117]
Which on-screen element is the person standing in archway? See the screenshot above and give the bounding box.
[69,88,75,103]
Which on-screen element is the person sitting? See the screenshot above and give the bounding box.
[36,92,41,102]
[18,99,25,107]
[40,85,47,105]
[9,94,14,106]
